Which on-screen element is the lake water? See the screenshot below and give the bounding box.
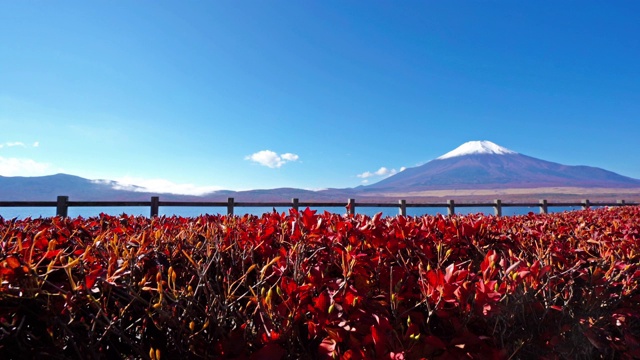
[0,204,589,220]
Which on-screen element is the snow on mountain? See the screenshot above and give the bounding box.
[437,140,517,160]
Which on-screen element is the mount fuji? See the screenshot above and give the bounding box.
[362,141,640,192]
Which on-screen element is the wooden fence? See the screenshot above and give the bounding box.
[0,196,637,218]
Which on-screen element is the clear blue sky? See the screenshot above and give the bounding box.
[1,1,639,194]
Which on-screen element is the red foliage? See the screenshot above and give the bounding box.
[0,206,639,359]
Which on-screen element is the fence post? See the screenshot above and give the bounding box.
[227,197,235,216]
[292,198,299,211]
[347,198,356,215]
[56,195,69,217]
[447,199,455,215]
[539,199,548,214]
[494,199,502,217]
[150,196,159,217]
[398,199,406,216]
[582,199,590,210]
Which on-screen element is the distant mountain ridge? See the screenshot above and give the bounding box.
[1,141,640,202]
[0,174,168,201]
[0,174,339,201]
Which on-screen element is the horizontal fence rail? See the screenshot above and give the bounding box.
[0,196,637,218]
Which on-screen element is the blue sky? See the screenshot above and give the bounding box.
[1,1,639,194]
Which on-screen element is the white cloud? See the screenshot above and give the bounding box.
[356,166,406,183]
[98,176,224,196]
[357,171,374,179]
[0,157,53,176]
[375,167,392,176]
[245,150,300,168]
[0,141,40,148]
[281,153,299,162]
[357,167,397,178]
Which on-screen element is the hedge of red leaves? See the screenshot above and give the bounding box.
[1,206,640,359]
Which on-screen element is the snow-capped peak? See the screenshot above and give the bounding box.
[437,141,517,160]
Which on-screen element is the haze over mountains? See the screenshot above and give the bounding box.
[1,141,640,202]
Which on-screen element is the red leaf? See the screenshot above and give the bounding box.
[301,207,317,229]
[372,212,383,225]
[371,324,389,356]
[280,277,297,296]
[85,269,102,290]
[426,269,444,288]
[318,337,337,359]
[0,267,14,277]
[86,275,97,290]
[315,290,332,313]
[444,263,456,283]
[261,225,276,240]
[307,321,318,337]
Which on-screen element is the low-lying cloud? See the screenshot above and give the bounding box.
[357,166,406,184]
[0,157,53,176]
[245,150,300,168]
[99,176,224,196]
[0,140,51,176]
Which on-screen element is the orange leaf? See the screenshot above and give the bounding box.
[6,257,20,269]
